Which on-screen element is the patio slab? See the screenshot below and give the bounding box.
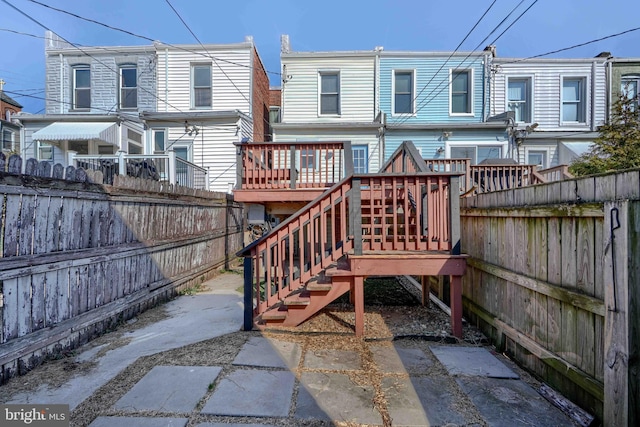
[113,366,222,413]
[295,371,381,425]
[429,346,519,378]
[201,369,295,417]
[88,417,188,427]
[303,348,361,371]
[382,375,466,426]
[370,344,433,374]
[195,424,276,427]
[456,376,575,427]
[232,336,301,369]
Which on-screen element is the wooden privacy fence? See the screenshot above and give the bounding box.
[460,169,640,426]
[0,154,244,383]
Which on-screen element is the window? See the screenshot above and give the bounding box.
[319,72,340,115]
[527,150,547,169]
[451,70,472,114]
[192,64,212,108]
[621,75,639,112]
[352,145,368,173]
[127,129,143,154]
[152,129,166,153]
[73,67,91,110]
[300,149,316,169]
[450,145,502,165]
[562,77,586,123]
[394,71,414,114]
[119,66,137,109]
[508,78,531,123]
[37,141,53,161]
[2,129,13,151]
[68,140,89,155]
[98,145,115,155]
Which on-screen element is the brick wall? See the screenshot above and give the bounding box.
[252,47,270,142]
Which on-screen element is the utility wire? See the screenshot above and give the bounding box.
[24,0,281,77]
[164,0,251,105]
[392,0,534,126]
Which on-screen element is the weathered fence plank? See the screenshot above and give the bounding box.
[4,195,21,257]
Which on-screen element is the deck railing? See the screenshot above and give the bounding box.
[235,141,353,190]
[73,152,209,190]
[469,164,545,193]
[537,164,573,182]
[424,158,473,193]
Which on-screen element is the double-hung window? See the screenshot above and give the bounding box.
[319,72,340,115]
[394,71,414,114]
[73,66,91,110]
[192,64,212,108]
[352,145,368,173]
[119,66,137,109]
[450,70,472,115]
[152,129,166,153]
[562,77,586,123]
[450,145,502,165]
[2,129,13,151]
[508,77,531,123]
[621,75,639,112]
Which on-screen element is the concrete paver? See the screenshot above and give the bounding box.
[303,348,361,370]
[370,344,433,374]
[232,336,301,369]
[195,424,276,427]
[88,416,188,427]
[295,371,382,425]
[382,375,466,426]
[201,369,295,417]
[113,366,222,413]
[456,376,576,427]
[430,345,520,378]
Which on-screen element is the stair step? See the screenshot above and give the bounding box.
[261,308,288,321]
[324,266,352,277]
[284,294,310,306]
[307,282,333,292]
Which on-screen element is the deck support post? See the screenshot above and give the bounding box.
[450,275,463,338]
[354,276,364,337]
[243,256,254,331]
[421,275,430,307]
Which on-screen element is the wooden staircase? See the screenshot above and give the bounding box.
[239,141,468,337]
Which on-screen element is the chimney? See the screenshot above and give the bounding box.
[484,45,497,57]
[595,51,612,58]
[281,34,291,54]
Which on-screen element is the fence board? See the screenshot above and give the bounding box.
[4,195,21,257]
[44,271,58,327]
[576,218,595,297]
[2,279,18,343]
[57,268,70,322]
[31,273,46,332]
[17,276,31,338]
[18,195,35,256]
[32,195,49,255]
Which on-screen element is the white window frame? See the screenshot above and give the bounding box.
[526,148,549,169]
[318,71,340,116]
[119,65,137,110]
[352,145,369,174]
[151,128,167,154]
[449,68,474,116]
[37,141,53,161]
[392,69,416,116]
[446,141,508,165]
[506,76,533,124]
[2,129,14,151]
[73,66,91,110]
[621,75,640,112]
[560,76,588,125]
[191,64,212,109]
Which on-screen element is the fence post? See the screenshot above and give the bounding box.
[167,151,177,185]
[243,256,254,331]
[343,141,354,177]
[289,145,297,189]
[349,177,362,255]
[117,151,126,176]
[603,200,639,426]
[235,143,243,190]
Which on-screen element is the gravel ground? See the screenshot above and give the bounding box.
[0,275,546,427]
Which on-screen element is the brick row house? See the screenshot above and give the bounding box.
[1,80,22,155]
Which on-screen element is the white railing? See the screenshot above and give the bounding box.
[73,152,209,190]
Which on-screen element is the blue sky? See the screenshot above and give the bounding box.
[1,0,639,113]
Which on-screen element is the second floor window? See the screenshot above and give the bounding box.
[2,129,13,151]
[152,129,166,153]
[320,72,340,115]
[394,71,414,114]
[120,66,137,109]
[621,75,639,112]
[562,77,586,123]
[192,65,212,108]
[451,70,472,115]
[352,145,368,173]
[73,67,91,110]
[508,78,531,123]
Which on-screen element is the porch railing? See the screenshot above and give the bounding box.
[424,158,473,194]
[537,164,573,182]
[470,164,545,194]
[244,172,459,313]
[235,141,353,190]
[73,152,209,190]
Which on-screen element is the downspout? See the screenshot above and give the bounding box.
[59,53,64,113]
[164,48,169,112]
[607,59,612,122]
[591,60,597,131]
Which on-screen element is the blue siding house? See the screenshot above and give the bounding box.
[379,49,510,164]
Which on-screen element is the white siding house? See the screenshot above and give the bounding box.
[491,57,608,168]
[275,38,383,173]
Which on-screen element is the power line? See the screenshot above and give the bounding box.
[23,0,281,77]
[393,0,535,126]
[501,25,640,65]
[488,0,539,45]
[163,0,251,105]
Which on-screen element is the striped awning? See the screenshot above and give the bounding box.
[32,122,119,145]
